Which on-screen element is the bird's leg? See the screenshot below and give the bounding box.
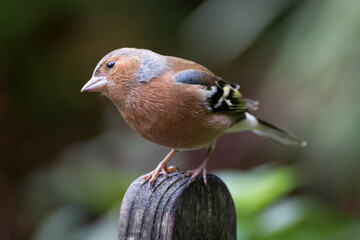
[140,149,179,186]
[183,143,216,186]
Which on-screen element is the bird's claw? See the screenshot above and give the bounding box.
[182,165,207,186]
[139,165,179,186]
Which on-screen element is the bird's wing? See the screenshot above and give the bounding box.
[174,69,250,114]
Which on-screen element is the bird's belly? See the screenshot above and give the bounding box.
[140,126,220,150]
[123,110,232,150]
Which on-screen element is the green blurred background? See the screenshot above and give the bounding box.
[1,0,360,239]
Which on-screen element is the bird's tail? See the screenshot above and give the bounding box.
[253,119,307,147]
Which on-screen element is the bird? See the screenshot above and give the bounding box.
[81,47,306,186]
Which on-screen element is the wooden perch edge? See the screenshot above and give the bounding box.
[118,172,236,240]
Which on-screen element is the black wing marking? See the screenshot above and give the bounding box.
[174,70,253,114]
[209,79,248,113]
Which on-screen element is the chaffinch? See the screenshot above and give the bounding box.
[81,48,306,185]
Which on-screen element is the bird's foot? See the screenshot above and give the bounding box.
[183,163,207,186]
[140,165,179,186]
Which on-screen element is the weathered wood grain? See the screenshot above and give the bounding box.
[118,172,236,240]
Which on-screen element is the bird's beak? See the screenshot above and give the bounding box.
[81,76,108,92]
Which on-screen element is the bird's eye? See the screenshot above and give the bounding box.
[106,61,115,69]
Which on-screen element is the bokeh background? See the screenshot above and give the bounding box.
[2,0,360,239]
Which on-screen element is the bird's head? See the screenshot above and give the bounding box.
[81,48,168,98]
[81,48,142,96]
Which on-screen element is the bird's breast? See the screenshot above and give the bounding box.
[115,77,232,149]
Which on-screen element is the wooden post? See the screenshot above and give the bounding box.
[118,172,236,240]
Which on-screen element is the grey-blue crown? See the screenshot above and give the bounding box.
[95,48,168,82]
